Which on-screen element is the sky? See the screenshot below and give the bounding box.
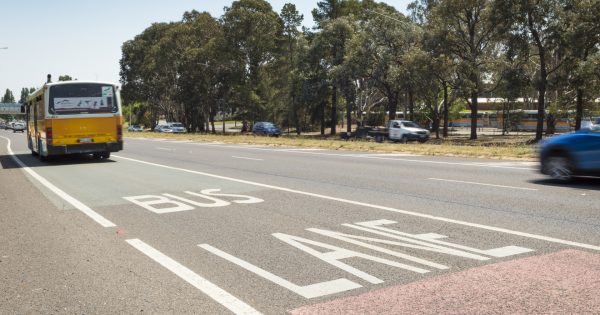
[0,1,411,101]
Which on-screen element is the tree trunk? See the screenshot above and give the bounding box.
[469,91,479,140]
[470,91,478,140]
[388,92,398,121]
[443,82,449,138]
[331,84,337,135]
[575,88,584,130]
[408,90,414,121]
[320,102,325,135]
[346,99,352,133]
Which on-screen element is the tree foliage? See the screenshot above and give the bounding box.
[119,0,599,139]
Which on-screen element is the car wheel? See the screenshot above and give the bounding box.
[544,155,573,182]
[401,135,408,144]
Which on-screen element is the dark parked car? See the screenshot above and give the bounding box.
[540,125,600,181]
[252,122,281,137]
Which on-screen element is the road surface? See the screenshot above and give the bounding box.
[1,130,599,314]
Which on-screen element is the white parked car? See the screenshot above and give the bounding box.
[387,120,430,143]
[12,122,26,133]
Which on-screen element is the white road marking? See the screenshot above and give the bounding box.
[126,138,536,170]
[112,154,600,251]
[427,178,538,191]
[126,239,261,315]
[231,156,264,161]
[156,147,175,151]
[2,136,116,228]
[199,244,362,299]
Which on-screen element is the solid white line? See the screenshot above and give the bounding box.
[1,136,116,228]
[126,239,261,315]
[428,178,538,191]
[231,156,264,161]
[113,154,600,251]
[156,147,175,151]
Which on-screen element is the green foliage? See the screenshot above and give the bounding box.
[1,89,15,103]
[118,0,599,138]
[58,75,74,81]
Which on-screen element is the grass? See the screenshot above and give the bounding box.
[125,131,537,160]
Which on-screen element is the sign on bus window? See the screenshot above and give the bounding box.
[49,83,118,115]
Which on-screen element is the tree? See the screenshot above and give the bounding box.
[280,3,304,133]
[562,0,600,130]
[58,75,74,81]
[346,6,419,123]
[429,0,500,140]
[222,0,283,123]
[1,89,15,103]
[494,0,568,140]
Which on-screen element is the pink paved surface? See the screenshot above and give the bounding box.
[289,250,600,315]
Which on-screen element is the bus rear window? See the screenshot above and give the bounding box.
[49,84,118,115]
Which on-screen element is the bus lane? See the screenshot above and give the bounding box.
[4,134,600,314]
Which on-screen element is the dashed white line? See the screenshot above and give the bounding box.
[126,138,536,170]
[427,178,538,191]
[156,147,175,151]
[113,154,600,251]
[232,156,264,161]
[2,136,116,228]
[126,239,262,315]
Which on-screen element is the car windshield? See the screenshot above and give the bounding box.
[170,123,183,127]
[262,123,275,128]
[402,122,421,128]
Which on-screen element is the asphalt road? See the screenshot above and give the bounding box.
[1,130,599,314]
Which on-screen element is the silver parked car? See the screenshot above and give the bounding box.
[166,122,187,133]
[12,122,26,133]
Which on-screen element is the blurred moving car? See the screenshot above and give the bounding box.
[128,125,144,132]
[252,122,281,137]
[12,122,26,133]
[153,124,173,133]
[166,122,187,133]
[540,124,600,181]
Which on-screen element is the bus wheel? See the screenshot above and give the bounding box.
[102,152,111,159]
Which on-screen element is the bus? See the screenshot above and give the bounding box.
[449,110,572,132]
[25,80,123,161]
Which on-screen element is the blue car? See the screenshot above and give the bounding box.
[540,124,600,181]
[252,122,281,137]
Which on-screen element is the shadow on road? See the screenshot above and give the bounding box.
[1,153,116,169]
[529,178,600,191]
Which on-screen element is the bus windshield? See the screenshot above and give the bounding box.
[49,83,118,115]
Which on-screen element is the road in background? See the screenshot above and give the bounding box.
[2,131,599,314]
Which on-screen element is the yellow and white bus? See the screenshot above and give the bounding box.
[25,80,123,161]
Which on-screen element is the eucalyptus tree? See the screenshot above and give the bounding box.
[120,22,179,128]
[493,0,569,140]
[221,0,283,123]
[562,0,600,129]
[1,89,15,103]
[280,3,304,132]
[314,17,355,134]
[345,5,420,123]
[429,0,500,140]
[175,10,227,132]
